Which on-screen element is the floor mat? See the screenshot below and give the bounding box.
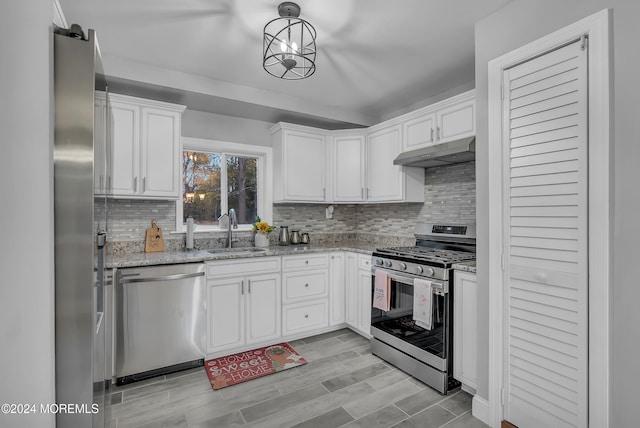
[204,342,307,390]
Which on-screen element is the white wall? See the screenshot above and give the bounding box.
[0,1,56,427]
[475,1,640,426]
[182,110,274,147]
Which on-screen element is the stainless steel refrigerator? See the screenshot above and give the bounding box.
[54,25,111,428]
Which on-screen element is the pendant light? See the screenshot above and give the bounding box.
[263,2,317,79]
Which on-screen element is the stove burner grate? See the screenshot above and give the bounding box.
[375,246,476,264]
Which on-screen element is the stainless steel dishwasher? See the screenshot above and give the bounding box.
[114,263,206,384]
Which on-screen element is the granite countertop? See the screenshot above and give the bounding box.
[108,242,378,269]
[452,260,477,274]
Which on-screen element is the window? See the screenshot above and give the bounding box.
[177,138,272,232]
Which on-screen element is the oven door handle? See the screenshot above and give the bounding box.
[380,271,447,294]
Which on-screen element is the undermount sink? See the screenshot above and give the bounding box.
[207,247,267,254]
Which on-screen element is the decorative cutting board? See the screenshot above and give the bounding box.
[145,220,164,253]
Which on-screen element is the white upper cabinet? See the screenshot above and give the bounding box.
[436,95,475,144]
[270,91,475,205]
[401,90,475,151]
[366,124,403,201]
[272,124,328,203]
[140,107,182,198]
[366,124,424,202]
[94,92,108,195]
[106,93,185,199]
[403,112,437,150]
[272,122,423,204]
[332,131,366,202]
[109,99,140,196]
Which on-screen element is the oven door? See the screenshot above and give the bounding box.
[370,269,450,371]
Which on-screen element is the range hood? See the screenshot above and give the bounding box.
[393,136,475,168]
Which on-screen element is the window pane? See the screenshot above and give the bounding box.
[183,151,222,225]
[227,155,257,224]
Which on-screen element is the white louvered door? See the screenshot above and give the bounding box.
[502,39,588,428]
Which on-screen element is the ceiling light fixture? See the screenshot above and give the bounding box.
[263,2,316,80]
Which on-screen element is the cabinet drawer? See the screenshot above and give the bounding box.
[358,255,371,270]
[282,300,328,335]
[206,257,281,278]
[283,270,328,303]
[282,253,329,271]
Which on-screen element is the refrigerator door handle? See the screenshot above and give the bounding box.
[96,231,106,288]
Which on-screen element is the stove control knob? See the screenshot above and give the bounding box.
[415,266,423,274]
[384,260,392,267]
[425,267,435,277]
[375,258,384,266]
[399,262,407,271]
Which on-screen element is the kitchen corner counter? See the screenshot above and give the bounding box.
[108,242,378,269]
[452,260,476,274]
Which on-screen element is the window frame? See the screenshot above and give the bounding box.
[176,137,273,233]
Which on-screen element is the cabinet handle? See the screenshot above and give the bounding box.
[323,188,326,199]
[305,283,309,288]
[367,188,370,198]
[304,314,309,319]
[430,128,434,142]
[107,176,111,191]
[361,188,364,199]
[248,279,251,294]
[142,177,146,193]
[437,126,441,141]
[99,175,103,191]
[305,260,309,265]
[133,177,138,192]
[241,279,244,295]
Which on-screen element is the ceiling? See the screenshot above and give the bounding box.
[59,0,511,129]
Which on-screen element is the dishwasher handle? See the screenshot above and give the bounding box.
[119,271,204,284]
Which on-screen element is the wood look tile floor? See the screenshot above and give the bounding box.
[108,329,488,428]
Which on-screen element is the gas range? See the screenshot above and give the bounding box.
[369,222,476,394]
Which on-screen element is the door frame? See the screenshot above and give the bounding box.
[487,9,611,428]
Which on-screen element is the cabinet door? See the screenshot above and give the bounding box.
[345,253,359,328]
[366,125,403,201]
[403,112,436,150]
[453,271,478,390]
[329,253,346,325]
[436,98,475,144]
[283,130,326,201]
[333,135,366,202]
[140,107,181,198]
[357,268,372,337]
[245,274,281,345]
[94,94,107,195]
[109,101,140,196]
[207,277,244,353]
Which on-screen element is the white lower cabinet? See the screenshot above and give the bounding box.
[206,257,281,354]
[329,252,346,325]
[345,252,372,337]
[281,254,329,336]
[282,300,328,336]
[453,270,478,391]
[205,251,370,357]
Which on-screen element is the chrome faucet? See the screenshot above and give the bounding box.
[227,208,237,248]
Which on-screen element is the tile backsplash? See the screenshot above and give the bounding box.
[103,161,475,253]
[105,199,177,240]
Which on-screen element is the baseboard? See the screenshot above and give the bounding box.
[472,394,490,425]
